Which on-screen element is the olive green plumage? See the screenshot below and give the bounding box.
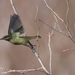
[0,14,41,52]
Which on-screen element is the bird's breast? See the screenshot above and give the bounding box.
[10,38,28,45]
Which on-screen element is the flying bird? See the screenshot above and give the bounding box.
[0,14,41,52]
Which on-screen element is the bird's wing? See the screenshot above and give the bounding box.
[8,14,24,37]
[12,32,20,40]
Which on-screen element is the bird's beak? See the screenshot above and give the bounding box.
[0,35,9,41]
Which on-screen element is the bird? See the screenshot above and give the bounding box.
[0,14,41,53]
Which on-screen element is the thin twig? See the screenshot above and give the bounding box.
[10,0,17,14]
[39,19,68,37]
[44,0,64,22]
[44,0,62,32]
[0,67,8,71]
[35,5,38,22]
[66,0,69,27]
[64,0,70,36]
[48,33,52,74]
[43,0,71,36]
[1,67,42,74]
[48,24,56,74]
[34,6,49,74]
[63,47,75,52]
[34,52,50,74]
[35,5,40,53]
[64,0,75,43]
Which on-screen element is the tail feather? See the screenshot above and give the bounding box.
[29,35,41,39]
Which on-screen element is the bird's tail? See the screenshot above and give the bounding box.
[23,35,41,41]
[29,35,41,39]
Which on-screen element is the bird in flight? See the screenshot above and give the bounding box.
[0,14,41,52]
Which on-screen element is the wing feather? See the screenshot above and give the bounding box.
[8,14,24,36]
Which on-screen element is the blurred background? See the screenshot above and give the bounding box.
[0,0,75,75]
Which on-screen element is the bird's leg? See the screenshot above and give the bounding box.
[26,41,36,53]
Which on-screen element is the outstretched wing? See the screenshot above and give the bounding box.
[8,14,24,37]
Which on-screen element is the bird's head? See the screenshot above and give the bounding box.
[0,35,10,41]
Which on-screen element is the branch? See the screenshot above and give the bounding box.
[10,0,17,14]
[48,33,52,75]
[1,67,42,74]
[39,0,75,43]
[43,0,64,22]
[34,6,50,75]
[66,0,69,27]
[34,52,50,74]
[35,5,40,52]
[63,47,75,52]
[64,0,75,43]
[44,0,62,32]
[48,24,56,74]
[39,19,68,37]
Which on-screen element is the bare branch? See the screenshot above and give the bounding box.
[10,0,17,14]
[48,33,52,74]
[34,52,50,74]
[66,0,69,27]
[43,0,62,32]
[40,0,75,43]
[1,67,42,74]
[35,5,40,52]
[35,5,38,22]
[43,0,64,22]
[52,13,62,32]
[39,19,68,37]
[64,0,75,43]
[34,6,50,74]
[0,67,8,71]
[48,24,56,74]
[63,47,75,52]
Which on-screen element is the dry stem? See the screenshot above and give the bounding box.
[10,0,17,14]
[2,67,42,74]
